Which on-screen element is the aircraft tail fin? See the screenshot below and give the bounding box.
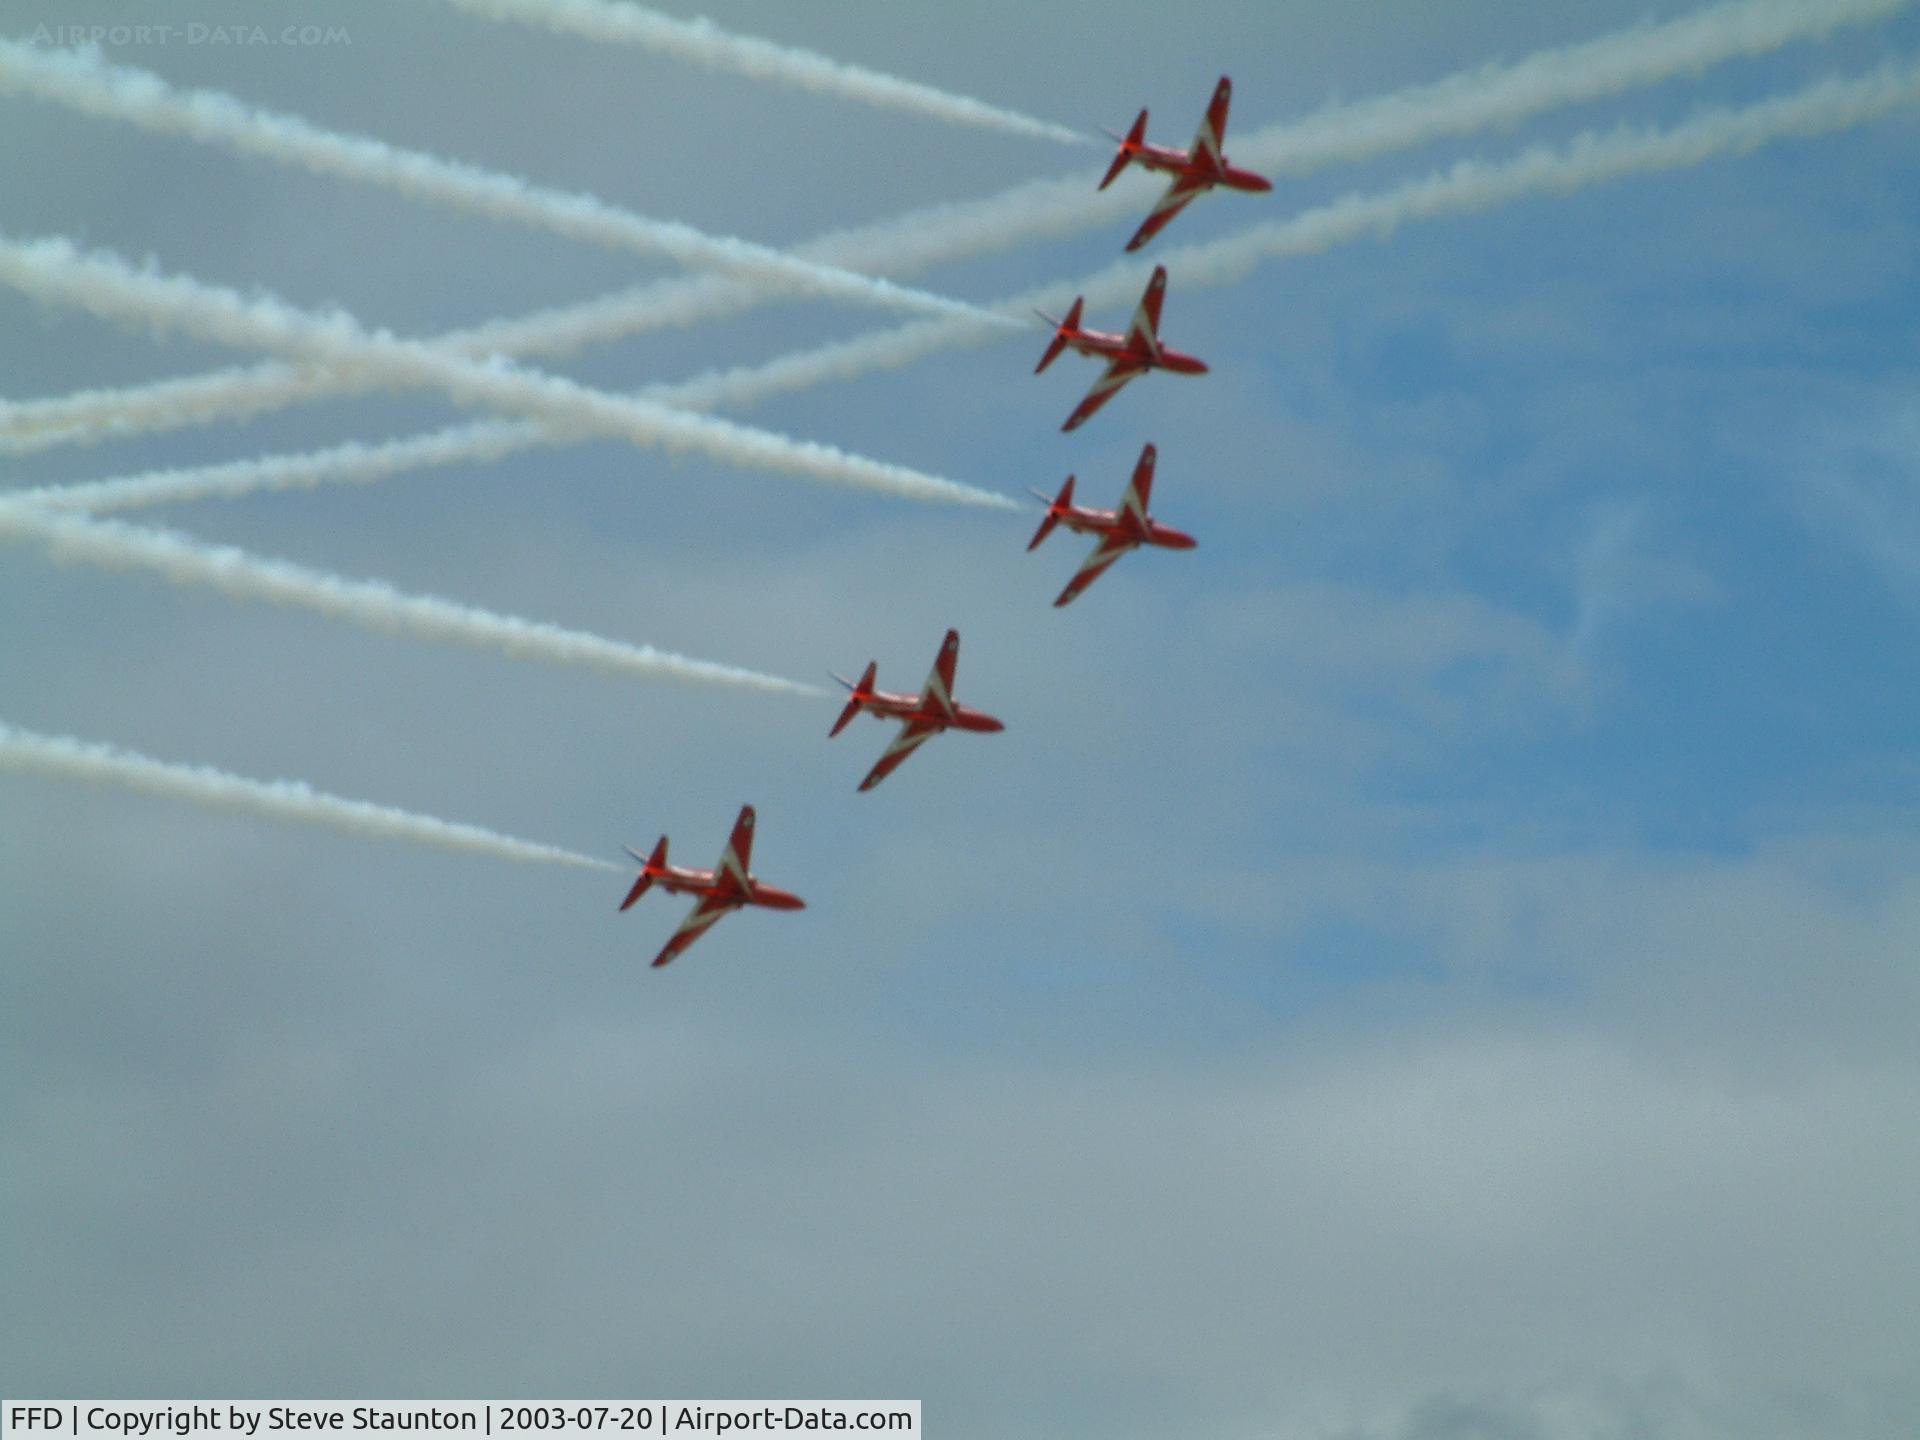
[1100,109,1147,189]
[1034,297,1083,373]
[829,661,876,737]
[1027,474,1074,550]
[619,836,668,911]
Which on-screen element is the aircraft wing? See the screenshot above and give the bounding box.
[714,803,755,892]
[651,890,737,968]
[1124,265,1168,351]
[1125,174,1208,252]
[1190,76,1232,168]
[919,628,960,717]
[1054,533,1138,607]
[1062,356,1142,432]
[1119,442,1157,522]
[858,718,942,792]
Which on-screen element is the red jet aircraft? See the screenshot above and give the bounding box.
[1028,442,1195,607]
[619,804,804,968]
[830,629,1004,792]
[1101,76,1273,252]
[1035,265,1207,432]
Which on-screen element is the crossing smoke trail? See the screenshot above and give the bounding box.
[7,0,1905,453]
[0,496,825,698]
[1247,0,1918,178]
[430,0,1088,146]
[0,39,1002,326]
[0,232,1014,510]
[0,720,621,872]
[31,56,1920,518]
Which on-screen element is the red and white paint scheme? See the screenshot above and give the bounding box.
[619,804,804,968]
[1034,264,1207,432]
[1028,442,1196,607]
[829,629,1005,792]
[1100,76,1273,252]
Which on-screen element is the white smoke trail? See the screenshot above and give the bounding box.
[0,38,1002,325]
[10,0,1902,452]
[0,281,770,456]
[430,0,1087,145]
[20,423,541,513]
[0,496,825,697]
[0,719,621,872]
[0,232,1014,510]
[1251,0,1918,175]
[0,272,827,455]
[36,55,1920,518]
[1,361,340,455]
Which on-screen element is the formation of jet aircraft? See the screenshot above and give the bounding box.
[829,628,1005,792]
[621,78,1264,969]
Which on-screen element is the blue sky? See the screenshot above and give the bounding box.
[3,1,1919,1435]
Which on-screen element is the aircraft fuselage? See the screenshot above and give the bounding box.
[1054,504,1196,551]
[854,689,1005,734]
[1060,325,1208,375]
[648,864,805,911]
[1130,143,1273,194]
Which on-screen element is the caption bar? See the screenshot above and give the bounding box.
[4,1408,918,1439]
